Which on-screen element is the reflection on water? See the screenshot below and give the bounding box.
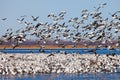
[1,73,120,80]
[0,48,120,54]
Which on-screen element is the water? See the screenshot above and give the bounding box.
[0,48,120,54]
[1,73,120,80]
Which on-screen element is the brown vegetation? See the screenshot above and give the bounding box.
[0,44,118,49]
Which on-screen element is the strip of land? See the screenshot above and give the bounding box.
[0,45,118,49]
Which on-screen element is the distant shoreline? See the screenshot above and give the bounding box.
[0,45,118,49]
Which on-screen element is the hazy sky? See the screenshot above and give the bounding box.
[0,0,120,36]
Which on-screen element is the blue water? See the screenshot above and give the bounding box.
[0,48,120,54]
[1,73,120,80]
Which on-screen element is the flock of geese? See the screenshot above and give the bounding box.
[0,3,120,52]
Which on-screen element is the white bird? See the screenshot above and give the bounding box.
[17,18,24,24]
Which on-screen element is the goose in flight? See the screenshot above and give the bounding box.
[31,16,39,21]
[1,18,7,21]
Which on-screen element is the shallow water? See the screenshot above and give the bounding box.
[1,73,120,80]
[0,48,120,54]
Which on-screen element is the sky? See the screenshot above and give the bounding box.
[0,0,120,36]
